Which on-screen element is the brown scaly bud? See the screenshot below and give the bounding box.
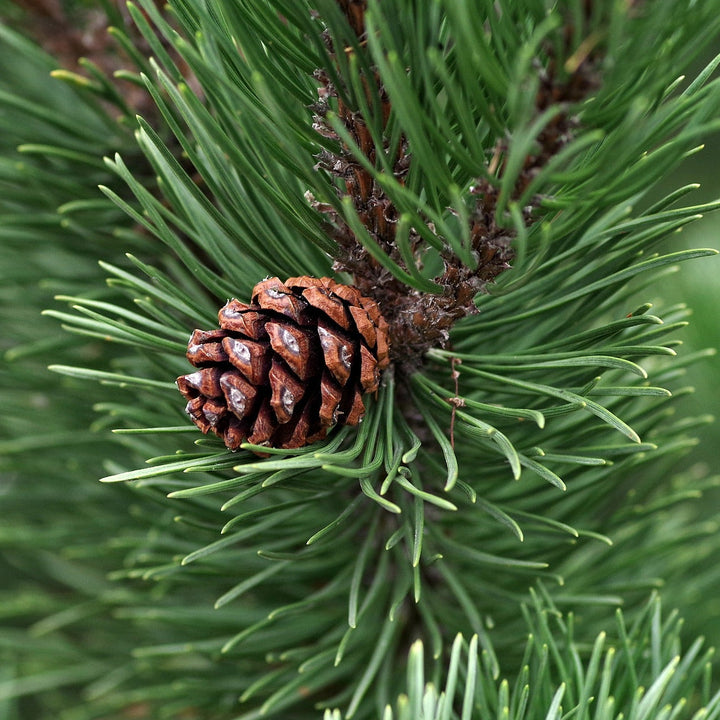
[336,0,368,39]
[177,277,390,452]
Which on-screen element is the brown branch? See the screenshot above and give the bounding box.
[312,3,602,375]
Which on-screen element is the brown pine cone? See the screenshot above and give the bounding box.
[176,276,390,452]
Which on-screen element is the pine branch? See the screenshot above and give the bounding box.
[3,1,720,718]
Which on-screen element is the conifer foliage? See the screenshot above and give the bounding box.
[3,1,720,718]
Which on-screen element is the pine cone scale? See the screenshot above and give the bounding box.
[247,401,275,445]
[342,386,365,426]
[269,359,307,424]
[359,344,379,392]
[301,286,351,328]
[319,372,343,426]
[348,305,377,348]
[179,367,223,397]
[219,372,257,420]
[186,329,229,365]
[222,336,269,384]
[218,301,268,338]
[265,322,317,380]
[177,276,390,452]
[202,397,226,427]
[317,321,355,385]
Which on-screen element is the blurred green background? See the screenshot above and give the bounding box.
[655,129,720,469]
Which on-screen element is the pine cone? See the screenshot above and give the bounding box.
[176,276,390,452]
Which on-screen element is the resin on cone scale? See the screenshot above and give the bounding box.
[177,276,390,452]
